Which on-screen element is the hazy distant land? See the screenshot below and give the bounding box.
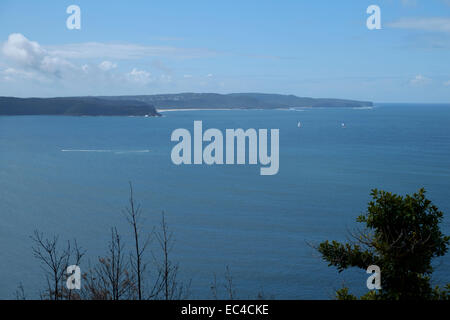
[0,93,373,116]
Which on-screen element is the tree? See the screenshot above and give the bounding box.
[154,212,190,300]
[82,228,134,300]
[318,188,450,300]
[124,182,151,300]
[31,231,84,300]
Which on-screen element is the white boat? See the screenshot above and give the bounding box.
[297,121,302,128]
[341,122,346,128]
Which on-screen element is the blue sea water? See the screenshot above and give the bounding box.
[0,103,449,299]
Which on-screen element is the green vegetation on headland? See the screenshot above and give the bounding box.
[101,92,373,110]
[0,93,372,116]
[0,97,160,116]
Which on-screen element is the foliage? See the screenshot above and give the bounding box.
[318,188,450,300]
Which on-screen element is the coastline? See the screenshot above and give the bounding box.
[156,107,294,112]
[157,108,249,112]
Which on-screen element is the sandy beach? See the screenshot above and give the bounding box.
[157,108,240,112]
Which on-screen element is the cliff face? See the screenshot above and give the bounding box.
[0,97,160,116]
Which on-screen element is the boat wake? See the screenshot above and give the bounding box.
[352,106,374,110]
[61,149,150,154]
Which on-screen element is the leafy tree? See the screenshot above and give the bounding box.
[318,188,450,300]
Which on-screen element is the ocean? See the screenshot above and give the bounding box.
[0,103,449,299]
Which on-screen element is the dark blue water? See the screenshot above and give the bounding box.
[0,104,449,299]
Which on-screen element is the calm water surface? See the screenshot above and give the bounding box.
[0,103,449,299]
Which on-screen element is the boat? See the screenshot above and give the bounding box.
[297,121,302,128]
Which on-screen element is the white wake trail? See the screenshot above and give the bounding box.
[61,149,150,153]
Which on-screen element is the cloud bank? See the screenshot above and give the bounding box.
[0,33,218,95]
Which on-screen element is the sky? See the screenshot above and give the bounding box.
[0,0,449,102]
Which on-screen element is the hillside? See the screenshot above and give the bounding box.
[100,93,373,109]
[0,93,373,116]
[0,97,160,116]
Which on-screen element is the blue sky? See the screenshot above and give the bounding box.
[0,0,449,102]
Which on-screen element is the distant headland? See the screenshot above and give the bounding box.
[0,97,161,117]
[0,93,373,116]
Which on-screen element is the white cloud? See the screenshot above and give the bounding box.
[2,33,44,67]
[98,60,117,71]
[46,42,214,60]
[0,33,215,95]
[206,73,213,77]
[2,68,33,81]
[387,17,450,33]
[126,68,152,85]
[1,67,49,83]
[40,56,74,74]
[2,33,74,76]
[410,74,431,86]
[0,34,181,89]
